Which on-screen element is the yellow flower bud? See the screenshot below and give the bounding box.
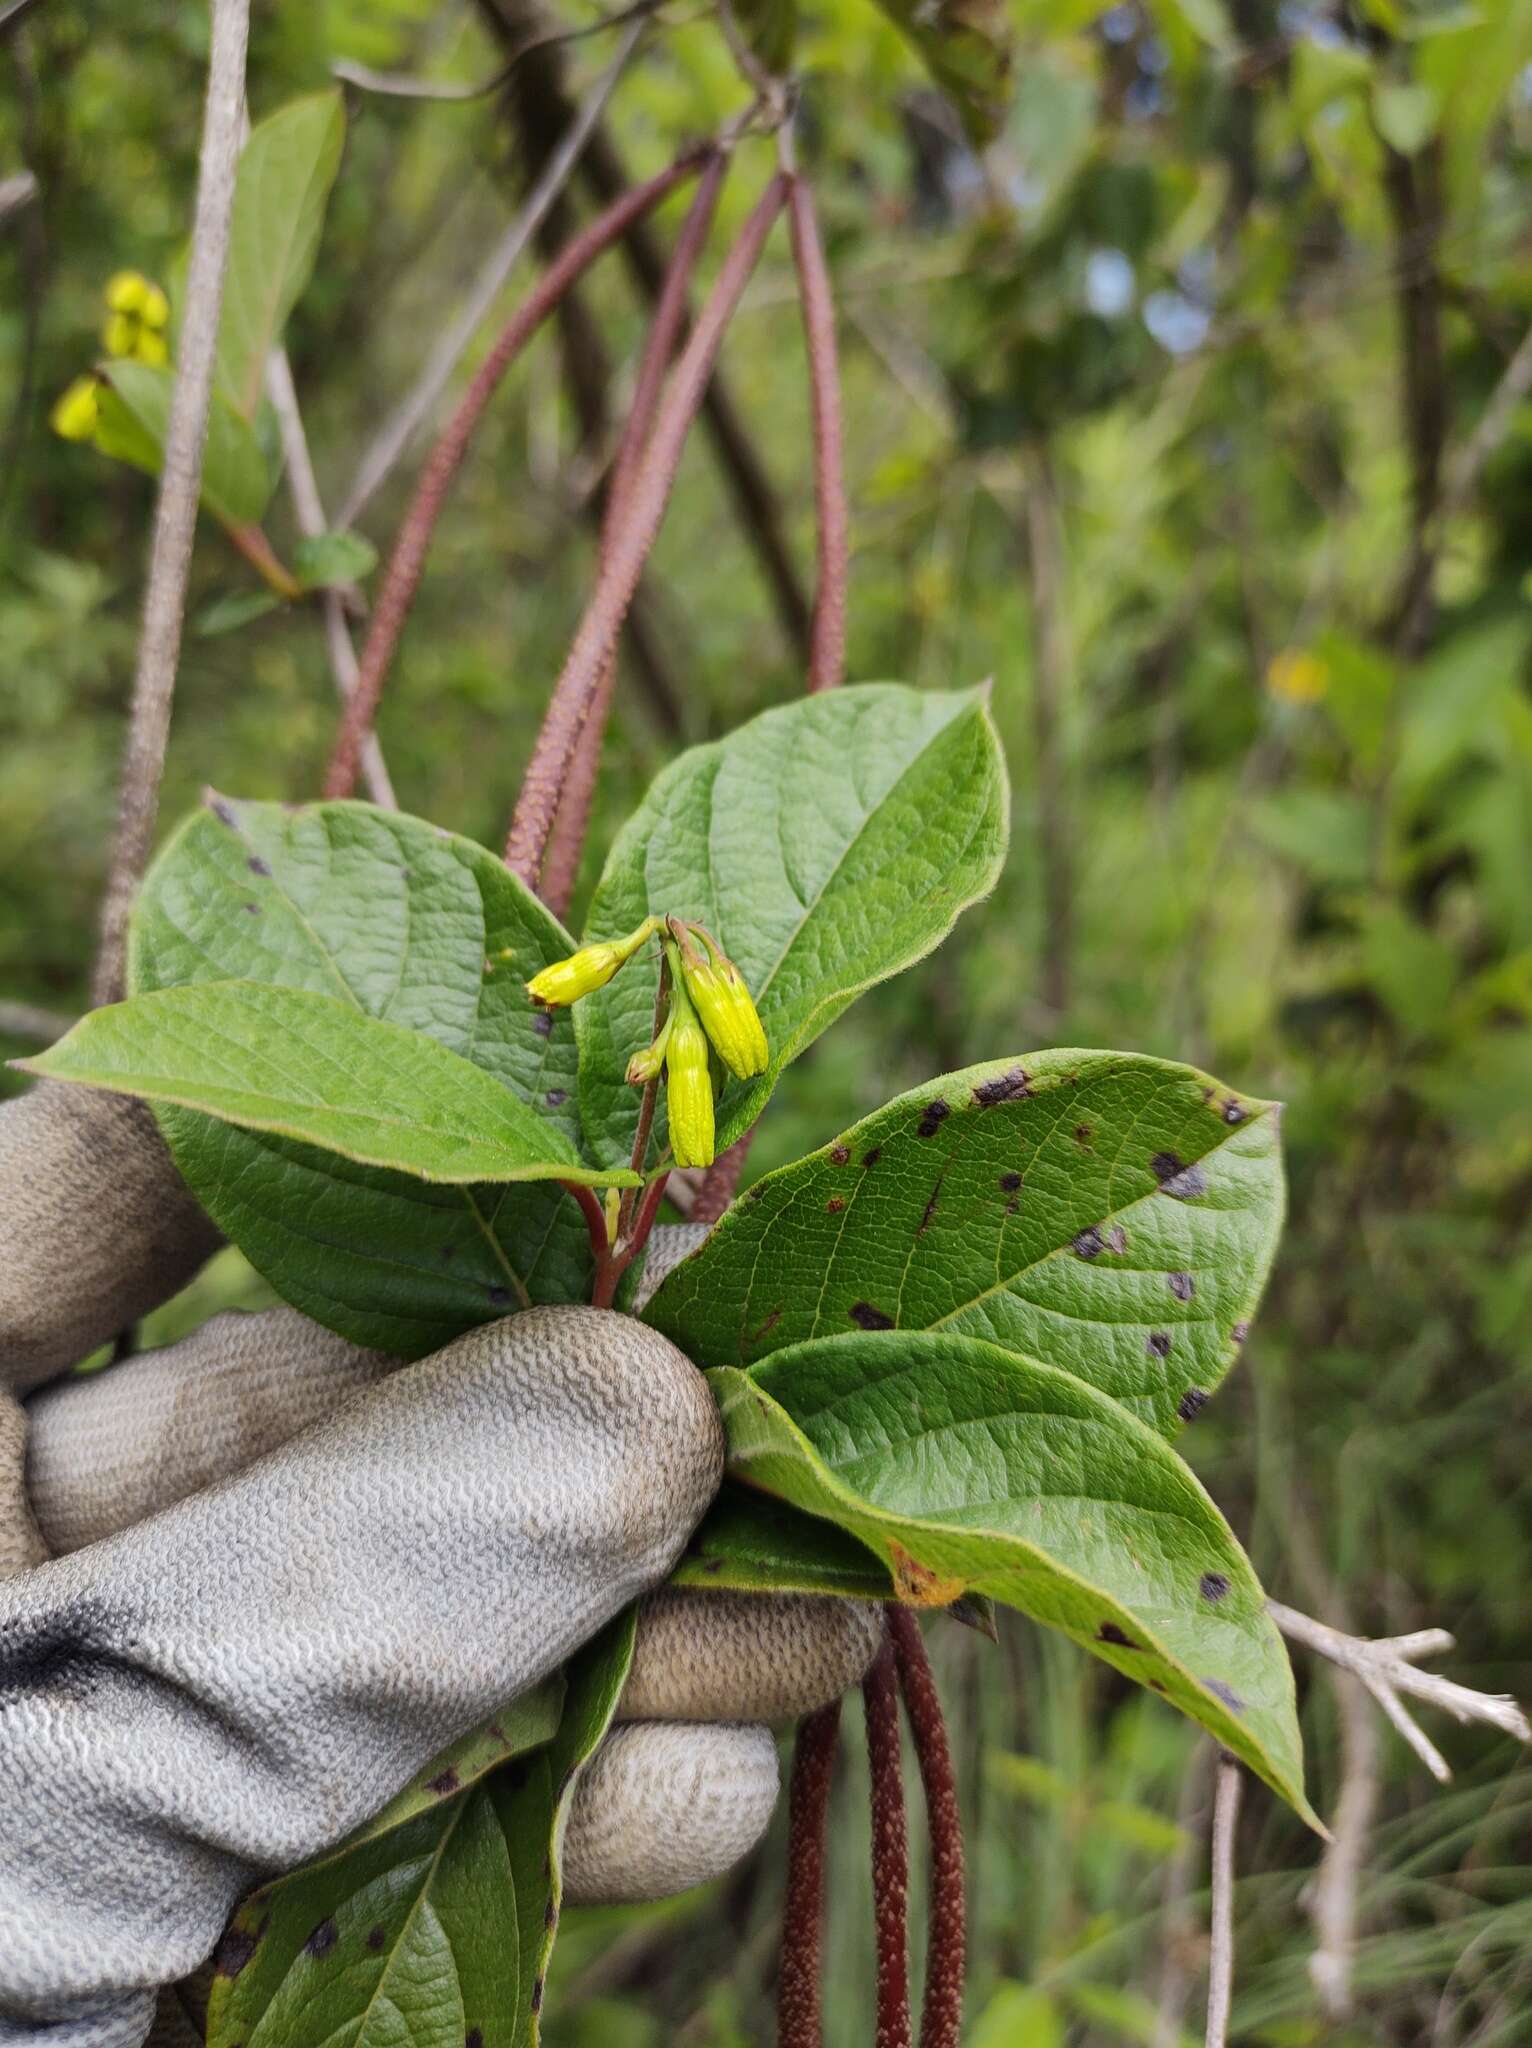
[134,327,169,368]
[102,311,138,360]
[104,270,151,316]
[140,282,171,330]
[626,1011,673,1088]
[50,377,100,443]
[665,997,715,1169]
[523,917,660,1009]
[670,921,769,1081]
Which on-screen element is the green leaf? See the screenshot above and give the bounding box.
[293,528,378,591]
[21,980,634,1188]
[711,1334,1314,1820]
[205,1617,635,2048]
[219,91,346,417]
[576,683,1008,1165]
[96,360,271,525]
[195,589,284,637]
[646,1051,1283,1440]
[869,0,1013,143]
[671,1480,895,1599]
[130,796,596,1355]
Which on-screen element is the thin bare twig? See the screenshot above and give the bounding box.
[538,151,728,916]
[92,0,249,1006]
[778,1701,841,2048]
[0,1000,73,1044]
[1269,1600,1532,1783]
[1205,1754,1242,2048]
[1306,1671,1381,2020]
[1154,1742,1214,2048]
[787,176,848,694]
[337,14,646,529]
[323,150,708,800]
[1020,441,1072,1022]
[503,172,789,883]
[264,348,397,808]
[332,0,660,101]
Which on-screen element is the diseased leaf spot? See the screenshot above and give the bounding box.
[247,856,271,876]
[1073,1227,1105,1260]
[304,1917,338,1960]
[747,1308,782,1347]
[1178,1387,1210,1422]
[918,1186,940,1233]
[1168,1272,1195,1301]
[1152,1152,1209,1199]
[1204,1678,1245,1714]
[243,902,260,916]
[1200,1572,1231,1603]
[545,1088,567,1107]
[916,1099,951,1137]
[703,1558,723,1575]
[1146,1331,1172,1358]
[861,1145,883,1167]
[850,1301,895,1330]
[543,1897,558,1930]
[1106,1226,1127,1254]
[531,1978,545,2015]
[1097,1622,1142,1650]
[209,797,237,828]
[826,1195,845,1213]
[889,1542,965,1606]
[367,1925,386,1952]
[1221,1099,1246,1125]
[486,1285,512,1307]
[439,1244,458,1262]
[1073,1123,1092,1146]
[973,1067,1030,1106]
[467,2031,484,2048]
[427,1767,460,1796]
[214,1925,262,1978]
[830,1145,850,1165]
[531,1011,554,1038]
[999,1172,1022,1193]
[1231,1321,1249,1346]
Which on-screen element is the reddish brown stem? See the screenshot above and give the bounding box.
[863,1635,913,2048]
[888,1608,966,2048]
[540,152,729,918]
[322,149,707,801]
[787,176,848,695]
[691,1129,753,1223]
[778,1699,841,2048]
[504,172,790,883]
[562,1178,609,1268]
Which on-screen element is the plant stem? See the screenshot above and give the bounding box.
[92,0,249,1006]
[503,171,790,883]
[539,150,728,918]
[322,149,707,801]
[1205,1753,1242,2048]
[787,175,848,694]
[887,1609,965,2048]
[864,1634,913,2048]
[225,519,301,600]
[778,1699,840,2048]
[563,1179,610,1268]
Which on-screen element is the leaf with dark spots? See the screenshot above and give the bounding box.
[826,1195,845,1213]
[849,1301,895,1330]
[831,1144,850,1165]
[1073,1123,1092,1146]
[428,1768,460,1797]
[129,797,602,1354]
[1146,1332,1172,1359]
[247,856,271,876]
[209,795,238,828]
[708,1334,1313,1822]
[1201,1572,1232,1603]
[917,1098,952,1137]
[861,1145,882,1167]
[973,1065,1030,1106]
[647,1051,1285,1441]
[303,1918,338,1959]
[1179,1388,1210,1422]
[918,1184,941,1233]
[214,1925,262,1979]
[467,2031,484,2048]
[1204,1679,1245,1714]
[1152,1152,1210,1200]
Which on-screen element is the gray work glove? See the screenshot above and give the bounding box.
[0,1085,878,2048]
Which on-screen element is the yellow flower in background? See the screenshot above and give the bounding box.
[50,377,101,443]
[100,269,171,367]
[1267,649,1328,704]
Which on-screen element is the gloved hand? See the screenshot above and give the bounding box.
[0,1084,879,2048]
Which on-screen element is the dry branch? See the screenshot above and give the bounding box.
[92,0,250,1006]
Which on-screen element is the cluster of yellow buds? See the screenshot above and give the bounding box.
[50,272,172,447]
[101,270,171,367]
[524,914,769,1170]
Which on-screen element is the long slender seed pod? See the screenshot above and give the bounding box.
[323,149,707,800]
[888,1607,966,2048]
[778,1699,841,2048]
[786,175,848,695]
[504,172,790,883]
[540,151,728,916]
[864,1634,913,2048]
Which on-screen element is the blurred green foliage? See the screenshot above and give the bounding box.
[5,0,1532,2039]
